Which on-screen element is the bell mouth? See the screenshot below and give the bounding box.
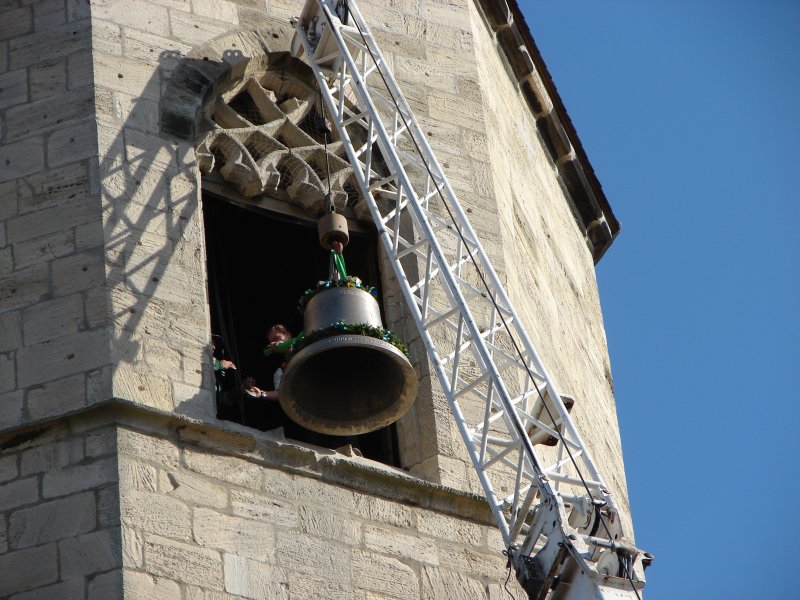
[279,334,418,436]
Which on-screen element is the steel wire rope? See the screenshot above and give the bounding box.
[335,2,642,597]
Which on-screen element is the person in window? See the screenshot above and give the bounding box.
[263,323,294,401]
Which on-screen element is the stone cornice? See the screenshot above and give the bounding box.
[476,0,620,263]
[0,399,495,526]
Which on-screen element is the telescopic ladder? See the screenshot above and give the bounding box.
[291,1,649,597]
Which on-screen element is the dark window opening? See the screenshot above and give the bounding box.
[203,195,400,466]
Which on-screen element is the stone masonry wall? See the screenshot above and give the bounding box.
[470,2,632,534]
[0,0,110,433]
[1,403,527,599]
[0,416,120,599]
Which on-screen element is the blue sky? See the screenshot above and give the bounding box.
[518,2,800,599]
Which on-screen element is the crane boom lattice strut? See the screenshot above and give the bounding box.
[290,1,649,598]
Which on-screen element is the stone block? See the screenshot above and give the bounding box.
[67,50,92,90]
[75,220,105,251]
[0,263,47,312]
[121,459,159,492]
[298,504,361,545]
[86,426,117,457]
[364,524,439,565]
[0,7,33,41]
[12,228,75,270]
[352,550,419,600]
[0,453,17,483]
[10,196,95,247]
[97,482,122,529]
[275,531,351,580]
[0,510,6,552]
[405,16,463,49]
[121,489,192,542]
[288,474,356,512]
[112,365,173,410]
[26,372,87,421]
[22,294,83,346]
[158,468,228,509]
[16,161,89,215]
[0,352,14,394]
[122,570,182,600]
[0,137,45,182]
[32,0,66,25]
[0,69,28,110]
[8,492,96,549]
[0,181,16,219]
[0,390,23,431]
[229,487,298,529]
[118,428,180,467]
[93,0,170,36]
[51,248,105,297]
[10,579,86,600]
[169,10,233,46]
[42,456,116,498]
[114,92,160,134]
[194,507,276,562]
[421,565,487,600]
[437,542,507,581]
[184,447,262,490]
[16,327,109,388]
[144,534,224,590]
[0,476,38,512]
[111,286,167,337]
[96,52,162,101]
[29,59,66,101]
[4,87,93,141]
[18,433,82,476]
[192,0,240,25]
[427,90,485,133]
[125,127,178,169]
[123,28,190,71]
[59,528,123,579]
[87,365,113,405]
[87,570,123,600]
[353,494,414,528]
[0,544,58,597]
[172,381,214,419]
[223,554,289,600]
[47,119,98,167]
[286,571,363,600]
[123,527,144,568]
[395,55,457,93]
[416,509,483,546]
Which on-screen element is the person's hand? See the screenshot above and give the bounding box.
[241,377,266,398]
[219,359,236,370]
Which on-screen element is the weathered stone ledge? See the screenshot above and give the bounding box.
[0,398,495,526]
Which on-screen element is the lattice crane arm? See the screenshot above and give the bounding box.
[290,1,651,597]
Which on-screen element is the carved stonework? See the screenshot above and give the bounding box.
[196,51,372,221]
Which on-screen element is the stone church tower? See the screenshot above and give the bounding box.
[0,1,631,598]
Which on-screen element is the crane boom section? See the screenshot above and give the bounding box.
[290,1,648,597]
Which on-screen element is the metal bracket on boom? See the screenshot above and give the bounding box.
[290,1,650,597]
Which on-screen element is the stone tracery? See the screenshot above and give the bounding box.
[195,50,372,221]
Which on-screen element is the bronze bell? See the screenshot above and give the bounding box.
[279,285,418,436]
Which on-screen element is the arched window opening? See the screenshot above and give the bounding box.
[203,195,400,466]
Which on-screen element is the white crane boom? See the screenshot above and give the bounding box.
[290,1,650,597]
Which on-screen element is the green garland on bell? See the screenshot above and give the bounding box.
[297,275,378,314]
[288,320,410,359]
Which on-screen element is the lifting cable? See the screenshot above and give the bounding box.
[338,2,641,597]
